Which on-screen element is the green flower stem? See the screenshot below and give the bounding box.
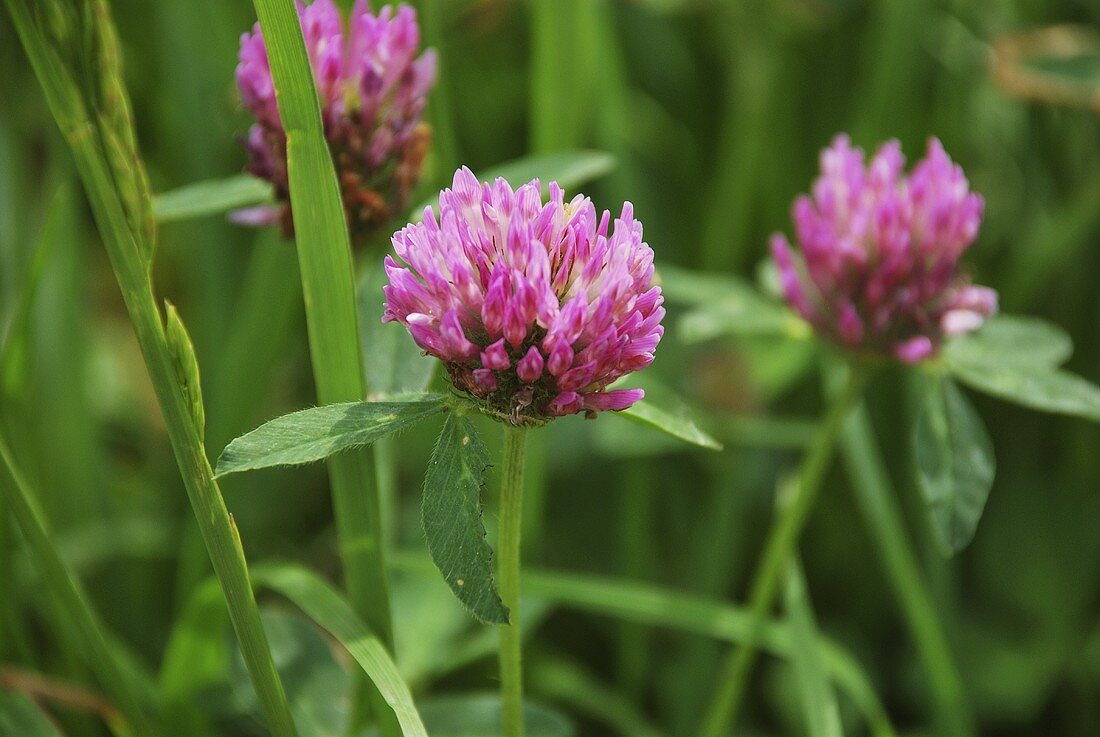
[499,424,529,737]
[833,372,975,737]
[0,435,154,736]
[5,2,299,734]
[699,365,869,737]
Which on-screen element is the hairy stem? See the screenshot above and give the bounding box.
[499,425,529,737]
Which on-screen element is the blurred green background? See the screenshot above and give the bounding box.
[2,1,1100,735]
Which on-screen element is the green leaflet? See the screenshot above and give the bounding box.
[251,565,428,737]
[215,396,445,477]
[947,360,1100,422]
[421,413,509,624]
[913,375,996,555]
[153,174,274,223]
[944,314,1072,369]
[618,398,722,450]
[944,313,1100,422]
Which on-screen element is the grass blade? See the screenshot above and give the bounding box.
[0,434,154,736]
[252,565,429,737]
[784,558,844,737]
[247,1,400,732]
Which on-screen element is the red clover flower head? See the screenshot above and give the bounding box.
[235,0,436,240]
[383,168,665,425]
[771,135,997,364]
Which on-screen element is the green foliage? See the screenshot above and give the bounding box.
[216,397,445,476]
[618,398,722,450]
[164,301,206,440]
[5,2,300,733]
[913,375,996,555]
[663,265,801,343]
[944,315,1072,368]
[248,9,398,722]
[0,690,62,737]
[0,434,155,737]
[944,314,1100,421]
[416,694,574,737]
[153,174,273,223]
[252,565,428,737]
[784,558,844,737]
[357,262,437,397]
[421,412,509,624]
[948,361,1100,421]
[409,150,617,217]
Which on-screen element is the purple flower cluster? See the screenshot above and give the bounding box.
[383,168,665,424]
[235,0,436,239]
[771,135,997,363]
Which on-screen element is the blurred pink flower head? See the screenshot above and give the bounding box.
[771,135,997,364]
[383,168,665,424]
[235,0,436,240]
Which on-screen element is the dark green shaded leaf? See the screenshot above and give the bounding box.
[421,413,509,624]
[945,315,1072,369]
[0,690,62,736]
[416,694,574,737]
[948,361,1100,422]
[357,262,436,397]
[618,399,722,451]
[252,565,428,737]
[153,174,273,223]
[913,376,996,555]
[216,397,445,477]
